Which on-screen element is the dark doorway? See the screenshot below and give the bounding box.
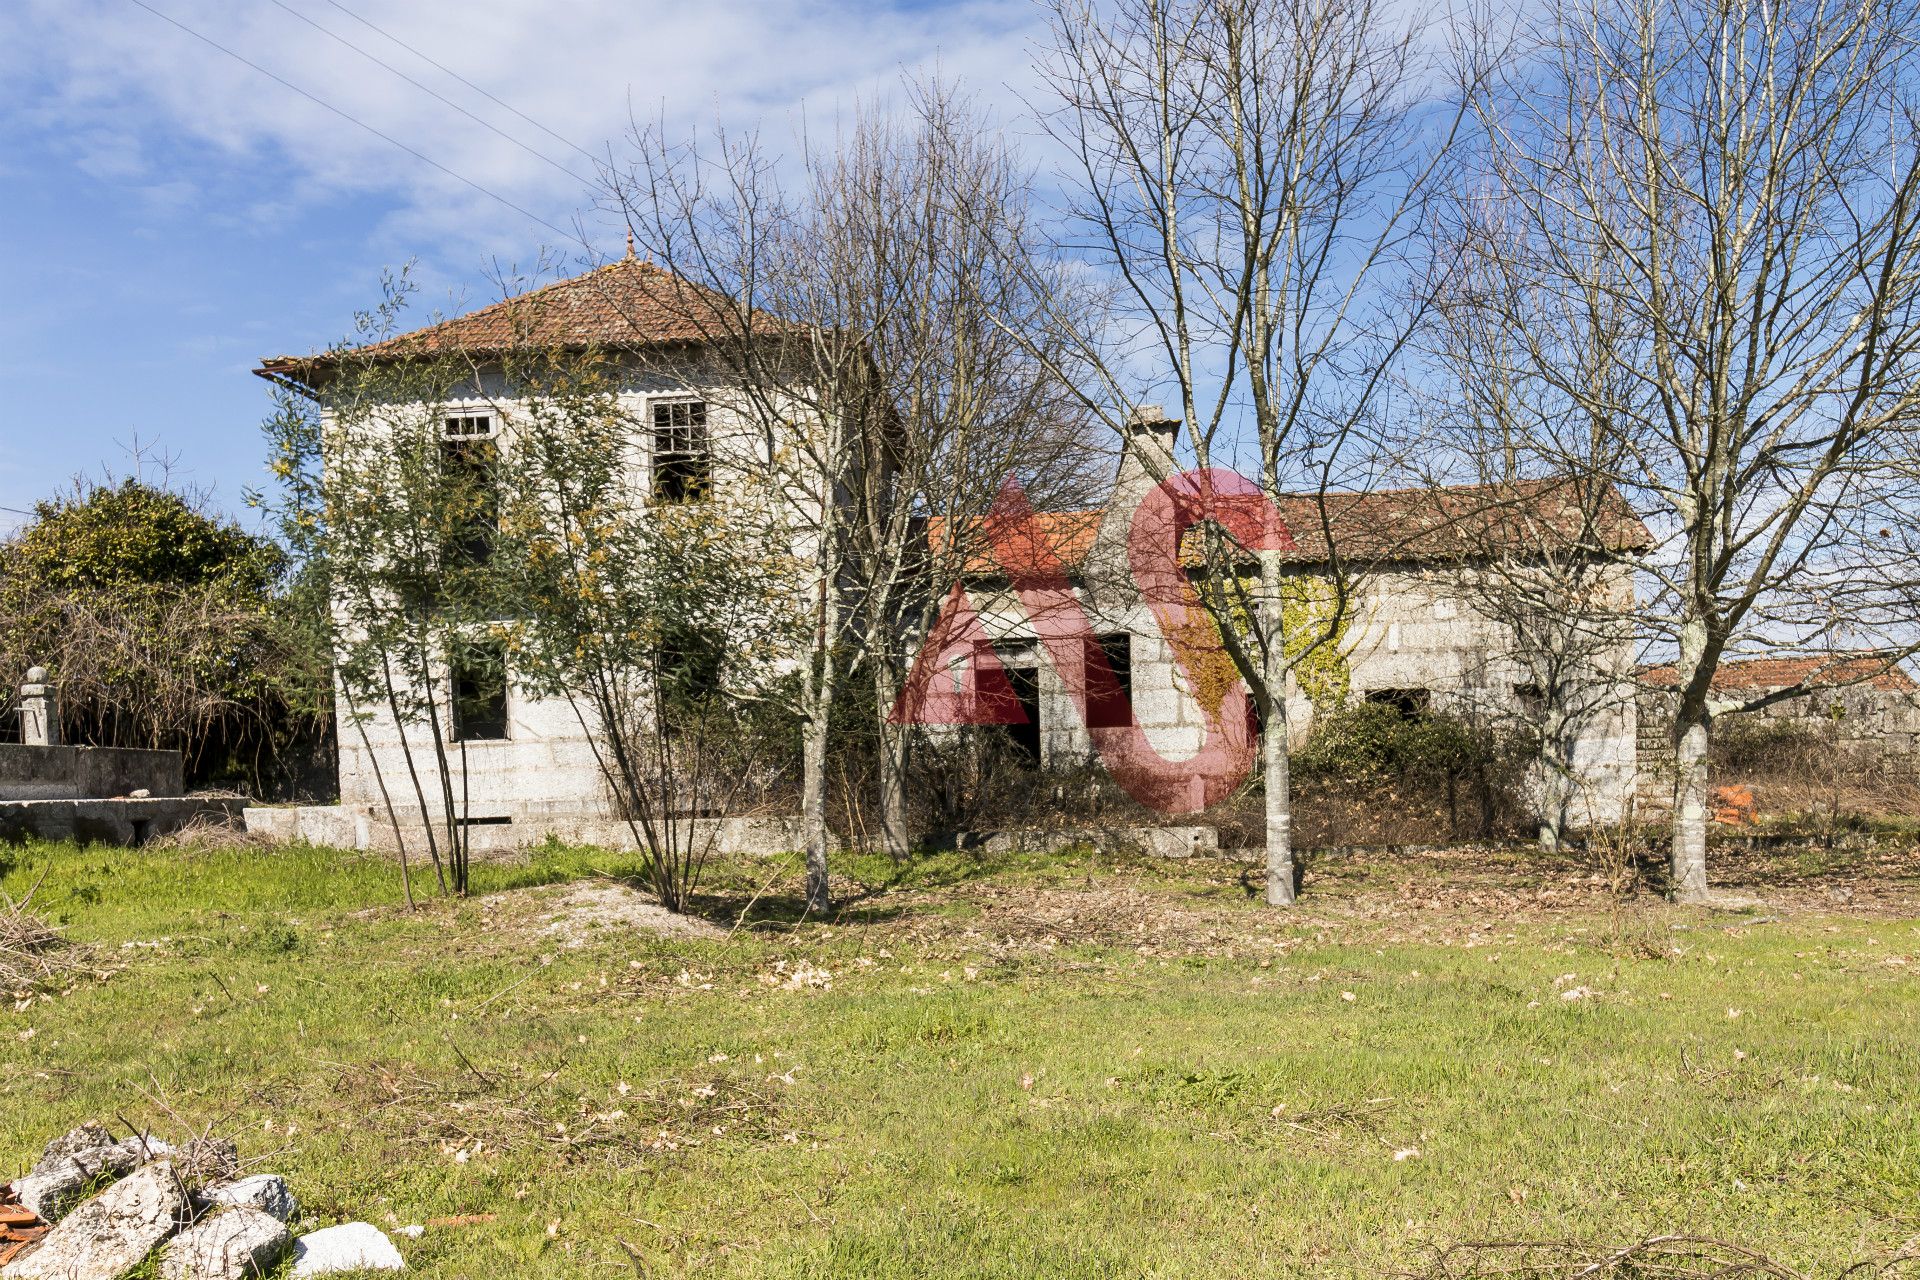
[995,649,1043,764]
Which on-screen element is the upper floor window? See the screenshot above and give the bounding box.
[441,414,499,567]
[652,399,711,503]
[444,414,494,440]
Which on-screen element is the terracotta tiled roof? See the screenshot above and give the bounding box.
[926,510,1104,577]
[256,257,747,385]
[1640,654,1918,694]
[935,477,1647,578]
[1255,477,1649,566]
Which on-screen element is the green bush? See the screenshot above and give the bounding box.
[0,478,331,795]
[1294,701,1499,781]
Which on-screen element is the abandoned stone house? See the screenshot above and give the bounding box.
[255,256,861,849]
[254,257,1648,848]
[933,409,1647,825]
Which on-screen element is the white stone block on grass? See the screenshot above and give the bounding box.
[203,1174,298,1223]
[288,1222,406,1275]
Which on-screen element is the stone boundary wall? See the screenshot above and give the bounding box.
[0,797,246,845]
[0,745,184,803]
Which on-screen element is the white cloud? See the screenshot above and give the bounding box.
[4,0,1048,263]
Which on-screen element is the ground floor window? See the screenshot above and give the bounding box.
[451,640,510,742]
[1366,687,1432,718]
[1086,633,1133,728]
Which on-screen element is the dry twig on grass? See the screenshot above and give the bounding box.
[0,876,104,995]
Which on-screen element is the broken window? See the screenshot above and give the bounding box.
[1085,633,1133,728]
[451,639,509,742]
[1366,687,1431,719]
[1514,683,1546,718]
[652,399,711,503]
[655,626,725,711]
[441,414,499,568]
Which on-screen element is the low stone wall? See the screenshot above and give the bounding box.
[242,804,817,857]
[1637,682,1920,811]
[0,745,183,802]
[0,797,247,846]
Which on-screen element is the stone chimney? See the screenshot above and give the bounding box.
[1085,405,1186,602]
[1124,403,1181,476]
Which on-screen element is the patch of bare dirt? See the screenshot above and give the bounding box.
[487,881,725,949]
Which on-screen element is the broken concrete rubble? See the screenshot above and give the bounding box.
[2,1123,405,1280]
[2,1160,188,1280]
[202,1175,296,1223]
[30,1126,117,1175]
[11,1126,139,1224]
[158,1207,290,1280]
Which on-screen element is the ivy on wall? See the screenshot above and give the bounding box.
[1196,573,1353,715]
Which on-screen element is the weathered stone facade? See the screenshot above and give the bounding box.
[1636,657,1920,809]
[308,357,832,853]
[949,414,1642,826]
[257,263,849,854]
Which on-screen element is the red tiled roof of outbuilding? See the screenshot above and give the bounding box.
[1640,654,1918,694]
[932,476,1648,577]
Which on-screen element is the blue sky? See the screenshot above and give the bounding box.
[0,0,1044,534]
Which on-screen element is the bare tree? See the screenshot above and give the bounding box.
[491,347,807,912]
[1415,234,1647,851]
[1035,0,1468,903]
[829,83,1106,861]
[1448,0,1920,899]
[606,82,1104,898]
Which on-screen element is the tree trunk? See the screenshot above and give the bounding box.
[1671,613,1712,903]
[344,686,415,910]
[1537,804,1562,854]
[1670,710,1711,902]
[801,692,834,913]
[1537,708,1568,854]
[874,664,911,861]
[1261,553,1295,906]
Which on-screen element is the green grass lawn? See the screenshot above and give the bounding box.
[2,837,1917,1278]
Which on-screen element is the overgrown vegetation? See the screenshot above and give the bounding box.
[493,347,807,911]
[1707,716,1920,844]
[0,477,331,795]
